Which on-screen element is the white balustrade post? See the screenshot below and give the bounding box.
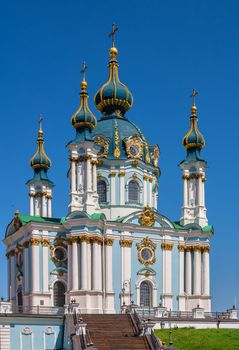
[193,247,202,295]
[72,238,79,291]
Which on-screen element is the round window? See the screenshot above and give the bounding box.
[141,248,153,261]
[54,247,66,261]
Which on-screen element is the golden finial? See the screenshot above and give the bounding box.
[109,23,118,48]
[190,89,198,115]
[80,62,88,92]
[38,113,43,138]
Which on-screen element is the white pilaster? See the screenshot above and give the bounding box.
[105,240,114,293]
[161,243,173,310]
[92,239,100,290]
[72,238,79,291]
[42,193,47,217]
[81,239,88,290]
[120,238,132,306]
[67,242,72,291]
[119,172,125,205]
[30,195,34,216]
[10,252,16,300]
[148,179,153,207]
[193,247,202,295]
[71,158,77,192]
[87,241,92,290]
[110,173,116,205]
[31,240,40,293]
[143,175,148,206]
[47,195,52,217]
[92,162,97,193]
[86,158,92,192]
[23,243,29,294]
[185,247,192,295]
[179,246,185,295]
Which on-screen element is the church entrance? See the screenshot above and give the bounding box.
[53,281,66,307]
[140,281,152,308]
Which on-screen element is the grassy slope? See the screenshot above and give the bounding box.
[154,328,239,350]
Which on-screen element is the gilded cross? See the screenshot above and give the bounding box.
[190,89,198,106]
[80,62,87,81]
[109,23,118,47]
[39,113,43,131]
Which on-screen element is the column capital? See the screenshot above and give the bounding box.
[30,237,41,246]
[201,245,210,253]
[69,236,78,244]
[91,160,98,166]
[119,239,132,248]
[23,241,30,248]
[185,245,193,252]
[104,238,114,246]
[70,156,78,162]
[192,245,201,252]
[91,236,103,244]
[148,177,153,183]
[178,244,185,252]
[42,238,50,247]
[143,174,149,180]
[109,171,117,177]
[79,235,91,244]
[6,249,15,258]
[118,171,126,177]
[161,242,174,251]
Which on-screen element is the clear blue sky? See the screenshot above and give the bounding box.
[0,0,238,311]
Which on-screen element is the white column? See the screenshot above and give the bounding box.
[31,239,40,292]
[98,242,102,291]
[105,240,114,292]
[143,175,148,206]
[193,247,202,295]
[23,243,29,293]
[30,195,34,215]
[81,238,88,290]
[71,159,77,192]
[42,193,47,217]
[185,247,192,295]
[67,242,72,291]
[183,175,189,207]
[110,173,116,205]
[87,242,91,290]
[92,239,100,290]
[198,175,202,206]
[119,172,125,205]
[48,196,52,217]
[72,238,79,291]
[121,239,132,305]
[42,240,49,293]
[178,246,185,295]
[86,157,92,192]
[165,248,172,294]
[92,161,97,193]
[202,247,210,295]
[148,179,153,207]
[7,256,11,300]
[10,252,16,300]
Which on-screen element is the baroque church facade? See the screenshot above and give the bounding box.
[4,39,212,315]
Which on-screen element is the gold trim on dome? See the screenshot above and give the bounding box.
[137,236,156,267]
[119,239,133,248]
[30,129,51,170]
[161,242,174,251]
[114,119,121,158]
[94,136,109,158]
[153,146,160,167]
[139,206,155,227]
[124,134,144,160]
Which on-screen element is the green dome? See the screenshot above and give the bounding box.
[30,130,51,170]
[94,47,133,117]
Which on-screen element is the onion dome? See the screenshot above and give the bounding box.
[71,77,97,131]
[182,102,205,151]
[94,46,133,117]
[30,123,51,171]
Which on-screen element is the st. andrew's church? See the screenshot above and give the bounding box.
[4,32,212,317]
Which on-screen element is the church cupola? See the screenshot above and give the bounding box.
[27,115,54,218]
[179,90,208,228]
[94,24,133,117]
[71,63,97,136]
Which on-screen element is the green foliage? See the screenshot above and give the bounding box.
[154,328,239,350]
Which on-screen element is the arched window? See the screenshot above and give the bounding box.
[140,281,152,308]
[97,180,107,203]
[129,180,140,203]
[17,286,23,313]
[53,281,65,307]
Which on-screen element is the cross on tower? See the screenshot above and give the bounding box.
[80,62,87,81]
[39,113,43,131]
[109,23,118,48]
[190,89,198,106]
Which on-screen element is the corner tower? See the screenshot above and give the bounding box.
[27,116,53,217]
[179,90,208,227]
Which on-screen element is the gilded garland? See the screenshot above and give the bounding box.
[124,134,144,159]
[94,136,109,158]
[114,119,121,158]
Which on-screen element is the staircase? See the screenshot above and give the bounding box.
[82,314,151,350]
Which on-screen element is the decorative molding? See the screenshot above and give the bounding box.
[104,238,114,246]
[148,177,153,183]
[91,236,103,244]
[125,134,144,160]
[109,171,117,177]
[42,238,50,247]
[119,239,133,248]
[94,136,109,158]
[114,119,121,158]
[178,244,185,252]
[30,238,41,246]
[143,174,149,181]
[79,235,91,244]
[137,236,156,267]
[132,173,138,180]
[118,171,126,177]
[139,206,155,227]
[201,245,210,253]
[132,160,138,167]
[153,146,160,167]
[6,249,15,258]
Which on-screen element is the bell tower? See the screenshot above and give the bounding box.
[179,90,208,227]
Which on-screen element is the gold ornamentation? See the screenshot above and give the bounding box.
[13,210,22,231]
[46,194,52,200]
[6,249,15,258]
[42,239,50,247]
[70,237,78,244]
[79,235,91,244]
[104,238,114,246]
[118,171,126,177]
[94,136,109,158]
[132,173,138,180]
[119,239,133,248]
[70,156,78,162]
[145,143,150,163]
[30,238,41,246]
[178,244,185,252]
[91,160,98,166]
[182,174,190,180]
[29,192,35,197]
[154,169,160,178]
[114,119,121,158]
[148,177,153,183]
[185,246,193,252]
[50,245,67,265]
[153,146,160,167]
[109,171,117,177]
[161,242,174,251]
[143,175,149,180]
[201,245,210,253]
[125,134,144,159]
[193,245,202,252]
[139,206,155,227]
[91,236,103,244]
[23,241,29,249]
[132,160,138,167]
[137,236,156,267]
